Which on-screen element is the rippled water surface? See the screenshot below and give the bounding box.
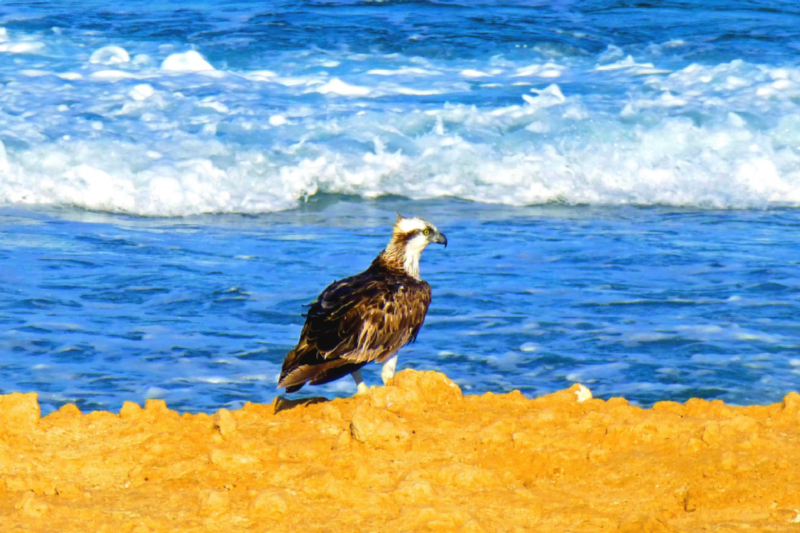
[2,1,800,412]
[2,200,800,413]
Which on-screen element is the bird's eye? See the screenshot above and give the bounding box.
[423,228,431,235]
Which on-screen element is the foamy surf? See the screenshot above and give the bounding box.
[1,6,800,216]
[2,104,799,215]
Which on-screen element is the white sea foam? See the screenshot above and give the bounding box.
[3,99,800,215]
[0,41,45,54]
[90,69,139,80]
[57,72,84,81]
[245,70,278,81]
[310,77,372,96]
[461,69,491,78]
[269,115,288,126]
[90,45,130,65]
[367,67,440,76]
[145,387,168,399]
[20,69,52,77]
[128,84,155,101]
[596,55,654,72]
[160,50,215,72]
[2,24,800,216]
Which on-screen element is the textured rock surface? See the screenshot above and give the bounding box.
[1,370,800,532]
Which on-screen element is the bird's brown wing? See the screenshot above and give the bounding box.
[278,272,431,390]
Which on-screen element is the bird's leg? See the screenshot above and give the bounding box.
[381,355,398,385]
[352,369,370,395]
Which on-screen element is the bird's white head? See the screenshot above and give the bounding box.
[383,214,447,279]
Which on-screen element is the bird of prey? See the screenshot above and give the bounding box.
[278,215,447,394]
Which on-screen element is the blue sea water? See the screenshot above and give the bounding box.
[2,1,800,414]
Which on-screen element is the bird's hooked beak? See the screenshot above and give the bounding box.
[432,231,447,248]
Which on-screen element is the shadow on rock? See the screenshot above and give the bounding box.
[273,395,330,414]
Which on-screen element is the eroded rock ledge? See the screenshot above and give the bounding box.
[1,370,799,532]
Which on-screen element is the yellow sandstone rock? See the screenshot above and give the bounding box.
[213,408,237,438]
[0,392,40,430]
[350,403,411,449]
[1,369,799,532]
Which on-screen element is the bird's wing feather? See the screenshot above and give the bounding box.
[294,274,431,365]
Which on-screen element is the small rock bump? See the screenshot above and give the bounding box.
[350,404,410,449]
[119,401,143,420]
[250,490,288,517]
[198,489,229,517]
[214,408,237,438]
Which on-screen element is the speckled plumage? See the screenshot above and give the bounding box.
[278,215,446,393]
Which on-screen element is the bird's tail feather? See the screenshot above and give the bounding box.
[277,358,366,393]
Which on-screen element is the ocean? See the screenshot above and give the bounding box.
[2,0,800,414]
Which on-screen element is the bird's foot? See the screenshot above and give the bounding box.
[355,382,374,396]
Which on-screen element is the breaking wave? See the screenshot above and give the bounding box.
[2,24,800,216]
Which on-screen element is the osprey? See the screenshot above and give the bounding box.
[278,215,447,394]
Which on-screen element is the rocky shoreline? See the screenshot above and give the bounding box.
[2,370,799,532]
